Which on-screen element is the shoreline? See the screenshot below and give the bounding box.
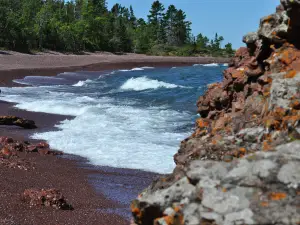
[0,97,159,224]
[0,53,229,86]
[0,55,222,224]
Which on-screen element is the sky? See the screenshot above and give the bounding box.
[107,0,279,49]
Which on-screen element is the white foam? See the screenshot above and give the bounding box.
[73,80,86,87]
[120,76,181,91]
[1,75,192,174]
[193,63,220,67]
[141,67,155,69]
[223,63,229,67]
[203,63,220,67]
[131,68,144,71]
[118,69,131,72]
[26,97,190,174]
[72,79,93,87]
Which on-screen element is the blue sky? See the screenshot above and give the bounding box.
[107,0,279,49]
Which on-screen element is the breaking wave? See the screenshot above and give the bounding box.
[120,76,182,91]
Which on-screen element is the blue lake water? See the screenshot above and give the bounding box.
[0,63,226,173]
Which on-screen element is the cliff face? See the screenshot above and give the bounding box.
[131,1,300,225]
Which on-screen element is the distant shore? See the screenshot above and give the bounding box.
[0,51,230,86]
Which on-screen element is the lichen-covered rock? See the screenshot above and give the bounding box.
[132,1,300,224]
[133,142,300,225]
[22,188,73,210]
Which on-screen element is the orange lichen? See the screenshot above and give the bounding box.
[131,204,143,219]
[284,70,297,79]
[222,188,227,193]
[269,192,287,201]
[196,119,210,129]
[265,118,281,130]
[263,140,272,151]
[282,115,300,127]
[239,148,246,154]
[279,47,298,66]
[290,100,300,110]
[263,87,271,97]
[260,201,269,207]
[154,207,184,225]
[263,15,273,24]
[231,70,244,79]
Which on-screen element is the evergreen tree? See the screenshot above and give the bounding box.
[164,5,178,46]
[0,0,234,56]
[148,0,166,44]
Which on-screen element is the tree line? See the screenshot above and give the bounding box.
[0,0,235,57]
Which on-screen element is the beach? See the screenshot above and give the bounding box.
[0,53,230,224]
[0,51,229,86]
[0,100,161,225]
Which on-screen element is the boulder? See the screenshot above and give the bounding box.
[0,116,37,129]
[22,188,73,210]
[133,142,300,225]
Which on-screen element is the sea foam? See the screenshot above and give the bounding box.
[120,76,181,91]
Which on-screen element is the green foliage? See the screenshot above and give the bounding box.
[0,0,235,57]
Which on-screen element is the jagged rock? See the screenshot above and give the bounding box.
[0,137,62,170]
[22,188,73,210]
[132,142,300,225]
[0,116,37,129]
[258,11,289,43]
[132,1,300,224]
[243,32,259,45]
[269,71,300,109]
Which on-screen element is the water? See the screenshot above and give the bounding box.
[0,64,225,174]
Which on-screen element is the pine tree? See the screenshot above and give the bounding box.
[174,10,191,46]
[164,5,178,46]
[148,0,165,44]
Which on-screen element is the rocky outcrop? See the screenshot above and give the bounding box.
[131,1,300,224]
[0,137,62,170]
[0,116,37,129]
[22,188,73,210]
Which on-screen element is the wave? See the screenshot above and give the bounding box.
[72,79,94,87]
[73,80,86,87]
[120,76,183,91]
[193,63,222,67]
[141,66,155,69]
[30,98,189,174]
[118,67,153,72]
[203,63,220,67]
[222,63,229,67]
[131,68,144,71]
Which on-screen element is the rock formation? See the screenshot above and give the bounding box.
[22,188,73,210]
[0,116,37,129]
[0,136,62,170]
[131,1,300,224]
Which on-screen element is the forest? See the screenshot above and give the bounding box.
[0,0,235,57]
